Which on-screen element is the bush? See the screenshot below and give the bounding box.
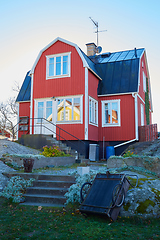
[65,170,106,205]
[123,150,134,158]
[0,176,34,203]
[40,145,70,157]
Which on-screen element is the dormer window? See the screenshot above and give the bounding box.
[46,52,71,79]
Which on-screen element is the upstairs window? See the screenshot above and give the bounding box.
[102,100,120,127]
[46,52,71,79]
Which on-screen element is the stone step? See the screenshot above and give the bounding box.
[37,174,75,182]
[26,187,68,196]
[20,202,64,207]
[23,194,66,205]
[32,180,74,188]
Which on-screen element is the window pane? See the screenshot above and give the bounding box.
[73,98,80,120]
[89,99,91,123]
[56,57,61,75]
[38,102,44,123]
[65,98,72,121]
[49,58,54,76]
[112,102,118,123]
[105,103,110,123]
[63,56,68,74]
[57,99,64,121]
[95,102,97,124]
[46,101,52,121]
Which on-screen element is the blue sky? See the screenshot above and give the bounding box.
[1,0,160,129]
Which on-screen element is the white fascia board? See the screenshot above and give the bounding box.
[143,50,153,112]
[137,49,145,93]
[98,91,137,97]
[30,37,88,74]
[29,37,101,80]
[16,100,30,103]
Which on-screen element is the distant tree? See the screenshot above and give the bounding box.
[0,81,19,137]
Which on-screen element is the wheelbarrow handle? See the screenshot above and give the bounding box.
[125,174,138,188]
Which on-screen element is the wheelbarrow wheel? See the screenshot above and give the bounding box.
[112,184,125,208]
[80,182,92,202]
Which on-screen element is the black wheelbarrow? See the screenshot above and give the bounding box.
[79,171,138,221]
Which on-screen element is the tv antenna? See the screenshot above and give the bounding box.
[89,17,107,47]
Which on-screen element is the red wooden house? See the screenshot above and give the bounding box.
[16,37,153,158]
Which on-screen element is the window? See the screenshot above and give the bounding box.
[89,97,98,125]
[37,102,44,123]
[57,96,82,123]
[37,100,53,123]
[46,53,70,79]
[143,72,146,92]
[102,100,120,127]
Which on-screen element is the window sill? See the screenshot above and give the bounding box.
[56,120,82,124]
[46,74,70,80]
[102,123,120,127]
[89,122,98,127]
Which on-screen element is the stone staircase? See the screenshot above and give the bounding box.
[21,174,75,207]
[42,135,86,160]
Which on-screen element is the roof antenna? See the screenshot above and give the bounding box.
[89,17,107,48]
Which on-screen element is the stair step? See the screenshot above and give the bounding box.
[24,194,66,204]
[33,180,74,188]
[26,187,68,196]
[37,175,75,181]
[20,202,64,207]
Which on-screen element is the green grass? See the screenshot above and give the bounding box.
[0,198,160,240]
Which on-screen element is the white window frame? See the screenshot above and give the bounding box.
[143,71,146,92]
[56,95,83,124]
[46,52,71,80]
[36,99,53,123]
[141,103,144,126]
[89,96,98,126]
[102,99,121,127]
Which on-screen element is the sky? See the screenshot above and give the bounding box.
[1,0,160,130]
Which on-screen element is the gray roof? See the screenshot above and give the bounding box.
[89,48,144,95]
[16,71,31,102]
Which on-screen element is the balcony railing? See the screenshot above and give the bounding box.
[138,124,158,142]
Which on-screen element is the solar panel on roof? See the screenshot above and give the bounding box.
[116,51,130,61]
[124,50,135,60]
[108,52,122,62]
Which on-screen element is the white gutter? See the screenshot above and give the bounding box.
[114,138,137,149]
[114,93,139,149]
[132,93,139,140]
[30,73,34,134]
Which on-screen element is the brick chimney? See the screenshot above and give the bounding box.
[86,43,97,56]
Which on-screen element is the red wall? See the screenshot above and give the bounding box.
[18,102,30,138]
[88,70,99,141]
[138,53,152,125]
[32,41,85,140]
[98,94,136,141]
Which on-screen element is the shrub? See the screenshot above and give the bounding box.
[65,169,106,205]
[40,145,70,157]
[123,150,134,158]
[0,176,34,203]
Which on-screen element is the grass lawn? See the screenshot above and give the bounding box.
[0,197,160,240]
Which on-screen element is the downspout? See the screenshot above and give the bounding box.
[85,67,88,140]
[114,93,139,149]
[30,73,34,134]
